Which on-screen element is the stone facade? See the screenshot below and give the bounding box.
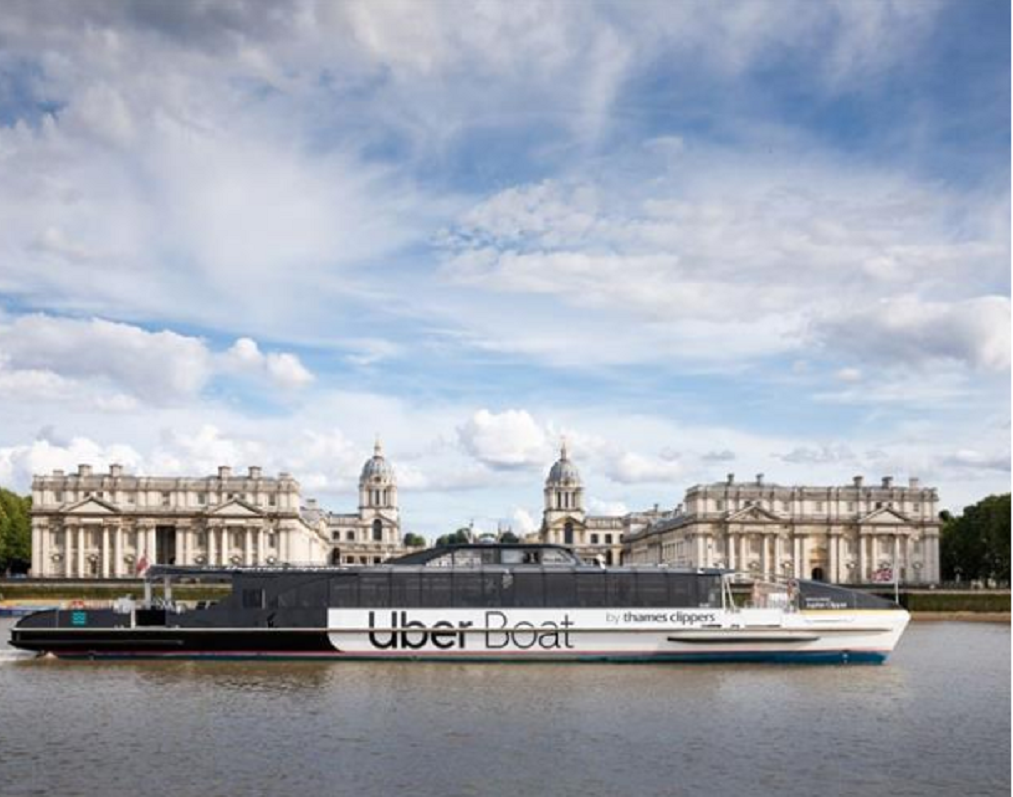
[30,442,420,578]
[623,473,941,584]
[303,440,417,565]
[31,464,328,578]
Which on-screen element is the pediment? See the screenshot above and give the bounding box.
[858,506,910,525]
[726,504,782,523]
[207,498,264,518]
[64,496,119,515]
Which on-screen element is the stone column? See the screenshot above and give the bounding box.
[857,532,865,582]
[257,527,265,564]
[828,533,837,583]
[65,526,74,578]
[114,525,123,578]
[208,525,217,565]
[244,527,253,566]
[39,523,49,578]
[904,535,913,583]
[773,534,783,579]
[146,526,156,565]
[101,526,110,579]
[892,535,900,580]
[759,534,768,579]
[77,527,86,579]
[31,523,41,577]
[726,533,736,570]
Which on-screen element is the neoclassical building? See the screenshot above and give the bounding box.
[302,440,415,565]
[537,442,668,565]
[623,473,941,584]
[30,442,420,578]
[30,464,329,578]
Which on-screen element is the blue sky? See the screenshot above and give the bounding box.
[0,0,1008,535]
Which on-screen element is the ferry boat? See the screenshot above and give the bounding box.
[9,543,909,663]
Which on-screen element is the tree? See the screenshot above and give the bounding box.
[0,488,31,574]
[435,527,472,547]
[941,494,1010,583]
[499,530,520,544]
[402,532,427,548]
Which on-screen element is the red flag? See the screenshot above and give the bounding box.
[136,554,149,575]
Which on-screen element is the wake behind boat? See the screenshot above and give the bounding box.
[9,543,908,663]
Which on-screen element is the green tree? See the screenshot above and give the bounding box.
[499,530,520,544]
[402,532,427,548]
[435,527,472,547]
[0,488,31,573]
[941,494,1010,583]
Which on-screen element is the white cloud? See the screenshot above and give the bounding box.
[509,507,538,535]
[816,296,1011,372]
[587,497,629,516]
[606,452,684,485]
[457,409,551,469]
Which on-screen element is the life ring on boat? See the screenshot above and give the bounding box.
[69,599,86,609]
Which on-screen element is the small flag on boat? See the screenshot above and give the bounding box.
[136,554,149,575]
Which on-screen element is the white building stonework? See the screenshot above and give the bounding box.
[304,440,417,565]
[31,464,329,578]
[623,474,941,585]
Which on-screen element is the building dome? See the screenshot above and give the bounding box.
[360,439,395,484]
[546,440,581,486]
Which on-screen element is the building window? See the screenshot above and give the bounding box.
[564,521,574,546]
[161,492,171,507]
[605,534,613,544]
[346,530,355,542]
[591,533,599,545]
[372,519,383,542]
[814,501,823,512]
[54,491,64,503]
[913,503,921,513]
[846,502,855,512]
[267,533,276,548]
[268,494,276,507]
[332,531,341,541]
[781,501,790,511]
[127,493,135,504]
[715,500,724,511]
[197,493,206,505]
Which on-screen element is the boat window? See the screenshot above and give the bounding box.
[420,571,453,607]
[634,572,668,607]
[359,572,391,607]
[390,572,421,607]
[452,548,497,567]
[452,573,484,607]
[541,549,573,566]
[501,549,526,565]
[575,572,607,608]
[606,572,635,606]
[330,573,358,608]
[242,588,265,609]
[668,574,697,607]
[544,572,575,607]
[509,571,544,608]
[696,575,722,608]
[424,552,455,568]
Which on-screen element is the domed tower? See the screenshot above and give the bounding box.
[359,438,398,513]
[358,439,400,547]
[542,439,586,546]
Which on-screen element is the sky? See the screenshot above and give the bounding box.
[0,0,1008,537]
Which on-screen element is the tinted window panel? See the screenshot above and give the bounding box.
[420,572,452,607]
[607,572,635,607]
[635,572,668,607]
[695,576,721,608]
[390,572,420,607]
[329,574,358,608]
[358,572,391,607]
[510,571,544,608]
[544,572,575,607]
[453,573,484,607]
[575,572,606,608]
[668,574,697,607]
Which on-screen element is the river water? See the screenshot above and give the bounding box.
[0,618,1008,797]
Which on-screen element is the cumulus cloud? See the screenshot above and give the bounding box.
[222,338,314,389]
[777,444,857,465]
[457,409,551,469]
[606,452,684,485]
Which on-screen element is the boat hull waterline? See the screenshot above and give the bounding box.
[11,607,909,664]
